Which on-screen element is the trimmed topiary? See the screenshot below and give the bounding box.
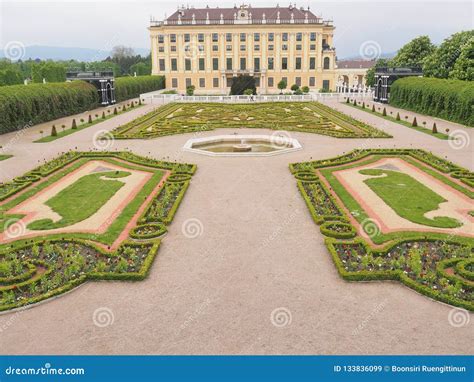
[432,122,438,134]
[102,111,106,119]
[88,115,92,124]
[71,119,77,129]
[371,105,375,112]
[412,117,418,127]
[382,107,387,116]
[396,112,400,121]
[51,125,57,136]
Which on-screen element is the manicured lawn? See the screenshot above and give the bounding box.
[359,168,461,228]
[111,102,391,139]
[27,171,130,230]
[344,102,451,140]
[0,155,12,161]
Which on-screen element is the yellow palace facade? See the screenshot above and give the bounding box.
[149,4,338,94]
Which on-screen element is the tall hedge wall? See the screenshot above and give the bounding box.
[0,75,165,135]
[115,75,165,102]
[0,81,98,134]
[389,77,474,127]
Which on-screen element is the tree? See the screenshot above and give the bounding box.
[230,75,256,95]
[186,85,195,96]
[423,31,474,78]
[290,84,299,92]
[301,86,310,93]
[277,79,287,94]
[51,125,57,136]
[449,36,474,81]
[391,36,435,68]
[71,119,77,129]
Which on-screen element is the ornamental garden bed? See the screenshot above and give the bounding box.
[291,149,473,310]
[110,102,391,139]
[0,151,196,312]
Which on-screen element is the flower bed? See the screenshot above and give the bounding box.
[130,223,167,240]
[292,149,473,310]
[110,102,391,139]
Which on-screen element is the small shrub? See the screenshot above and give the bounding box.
[113,107,118,115]
[102,111,106,119]
[412,117,418,127]
[396,112,400,121]
[382,108,387,116]
[71,119,77,129]
[88,115,92,124]
[51,125,57,136]
[346,98,350,104]
[371,105,375,112]
[432,122,438,134]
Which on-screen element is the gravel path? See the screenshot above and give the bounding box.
[0,100,472,355]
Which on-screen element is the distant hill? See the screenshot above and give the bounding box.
[0,45,150,61]
[339,51,397,61]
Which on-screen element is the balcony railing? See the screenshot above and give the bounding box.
[150,18,333,27]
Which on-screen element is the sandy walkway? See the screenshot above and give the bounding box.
[0,100,472,355]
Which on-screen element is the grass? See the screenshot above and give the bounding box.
[0,157,165,246]
[359,168,461,228]
[111,101,390,139]
[344,102,451,140]
[27,171,130,230]
[0,155,12,161]
[34,103,143,143]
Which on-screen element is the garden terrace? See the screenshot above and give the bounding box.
[291,149,473,310]
[111,102,391,139]
[0,151,195,312]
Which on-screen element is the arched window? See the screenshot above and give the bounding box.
[323,57,330,70]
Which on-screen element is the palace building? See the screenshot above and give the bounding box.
[149,4,338,94]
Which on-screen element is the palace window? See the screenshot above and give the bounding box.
[212,45,219,52]
[281,57,288,70]
[323,57,330,69]
[186,78,192,88]
[226,45,232,51]
[185,59,192,71]
[199,78,205,88]
[310,44,316,51]
[171,58,177,71]
[310,57,316,70]
[170,46,177,52]
[282,44,288,51]
[213,78,219,88]
[254,57,260,71]
[240,45,246,51]
[323,80,330,90]
[309,77,315,87]
[268,77,274,87]
[296,33,302,42]
[171,78,178,88]
[295,77,301,86]
[226,33,232,42]
[226,77,233,87]
[199,58,205,71]
[240,33,246,42]
[159,59,165,71]
[268,44,274,51]
[254,33,260,42]
[254,45,260,51]
[213,58,219,70]
[310,32,316,41]
[198,33,205,42]
[226,57,233,70]
[158,35,164,43]
[184,34,190,43]
[240,57,247,70]
[268,33,274,42]
[268,57,274,70]
[158,47,164,53]
[296,44,302,51]
[212,33,219,42]
[282,33,288,41]
[170,34,176,43]
[295,57,302,70]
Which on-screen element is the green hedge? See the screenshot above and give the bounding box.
[0,81,98,134]
[389,77,474,126]
[115,75,165,102]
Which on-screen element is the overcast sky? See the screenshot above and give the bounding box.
[0,0,472,58]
